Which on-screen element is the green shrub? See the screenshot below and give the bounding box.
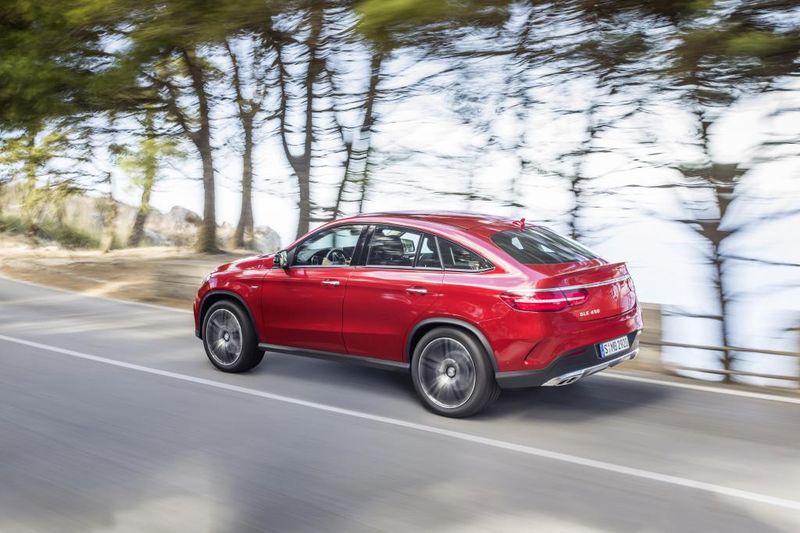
[0,215,99,249]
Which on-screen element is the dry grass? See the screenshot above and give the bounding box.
[0,235,249,309]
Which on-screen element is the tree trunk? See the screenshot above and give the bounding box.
[225,40,258,250]
[128,180,153,247]
[712,242,732,379]
[692,110,740,382]
[295,8,322,239]
[21,128,39,226]
[295,162,312,239]
[568,101,598,241]
[233,115,255,248]
[128,112,157,247]
[197,141,217,252]
[100,192,118,253]
[277,4,322,240]
[708,181,735,381]
[181,47,218,253]
[332,49,383,219]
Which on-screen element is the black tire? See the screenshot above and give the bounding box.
[410,327,499,418]
[202,300,264,373]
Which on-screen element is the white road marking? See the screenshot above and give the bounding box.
[1,332,799,513]
[599,372,800,405]
[1,274,798,404]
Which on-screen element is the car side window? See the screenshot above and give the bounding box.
[416,234,442,269]
[366,226,422,268]
[293,225,365,267]
[438,238,492,271]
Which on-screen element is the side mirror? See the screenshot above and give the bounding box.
[275,250,289,269]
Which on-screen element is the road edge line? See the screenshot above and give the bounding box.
[601,372,800,405]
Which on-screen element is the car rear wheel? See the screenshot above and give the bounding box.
[202,300,263,372]
[411,327,499,417]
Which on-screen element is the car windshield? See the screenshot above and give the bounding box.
[490,226,600,264]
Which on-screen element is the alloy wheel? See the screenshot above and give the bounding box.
[417,337,477,409]
[205,308,243,366]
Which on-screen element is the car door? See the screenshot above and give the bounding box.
[343,226,444,361]
[261,224,367,353]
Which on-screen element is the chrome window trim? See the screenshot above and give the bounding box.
[442,267,496,273]
[529,274,631,293]
[286,264,352,269]
[349,265,495,273]
[358,265,443,271]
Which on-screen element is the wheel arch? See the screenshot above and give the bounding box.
[198,290,258,340]
[405,317,498,372]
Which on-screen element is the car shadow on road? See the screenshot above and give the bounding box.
[252,351,415,394]
[257,352,668,423]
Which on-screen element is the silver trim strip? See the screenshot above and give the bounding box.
[287,264,493,273]
[286,264,351,269]
[530,274,631,293]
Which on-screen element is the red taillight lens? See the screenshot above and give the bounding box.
[500,288,588,312]
[562,288,589,305]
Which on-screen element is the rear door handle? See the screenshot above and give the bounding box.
[321,279,340,287]
[406,287,427,295]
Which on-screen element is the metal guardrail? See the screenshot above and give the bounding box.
[641,340,800,358]
[640,340,800,383]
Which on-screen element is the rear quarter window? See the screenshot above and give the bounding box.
[490,227,600,265]
[438,238,493,271]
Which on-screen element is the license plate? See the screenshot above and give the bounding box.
[599,335,630,358]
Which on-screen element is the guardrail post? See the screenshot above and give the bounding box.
[629,303,663,372]
[796,324,800,389]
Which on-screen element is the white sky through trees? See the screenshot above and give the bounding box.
[96,41,800,384]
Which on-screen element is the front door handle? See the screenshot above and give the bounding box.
[406,287,427,295]
[321,279,340,287]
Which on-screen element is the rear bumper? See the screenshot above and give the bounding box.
[495,330,640,389]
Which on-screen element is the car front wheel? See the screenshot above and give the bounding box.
[411,327,499,417]
[202,300,263,372]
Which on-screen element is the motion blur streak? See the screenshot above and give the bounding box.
[3,272,796,405]
[2,332,799,513]
[0,274,194,315]
[602,373,800,405]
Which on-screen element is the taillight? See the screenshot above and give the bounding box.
[500,288,589,312]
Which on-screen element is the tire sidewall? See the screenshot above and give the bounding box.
[411,327,496,417]
[202,300,260,372]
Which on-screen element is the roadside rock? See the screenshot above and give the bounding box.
[252,227,281,254]
[0,185,280,252]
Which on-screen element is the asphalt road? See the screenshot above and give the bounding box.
[1,276,799,532]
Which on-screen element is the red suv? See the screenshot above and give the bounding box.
[194,212,642,417]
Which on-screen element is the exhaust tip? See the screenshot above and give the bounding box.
[542,350,638,387]
[544,372,584,387]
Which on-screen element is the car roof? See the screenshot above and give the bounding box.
[341,211,522,236]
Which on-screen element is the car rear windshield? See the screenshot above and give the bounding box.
[490,226,600,264]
